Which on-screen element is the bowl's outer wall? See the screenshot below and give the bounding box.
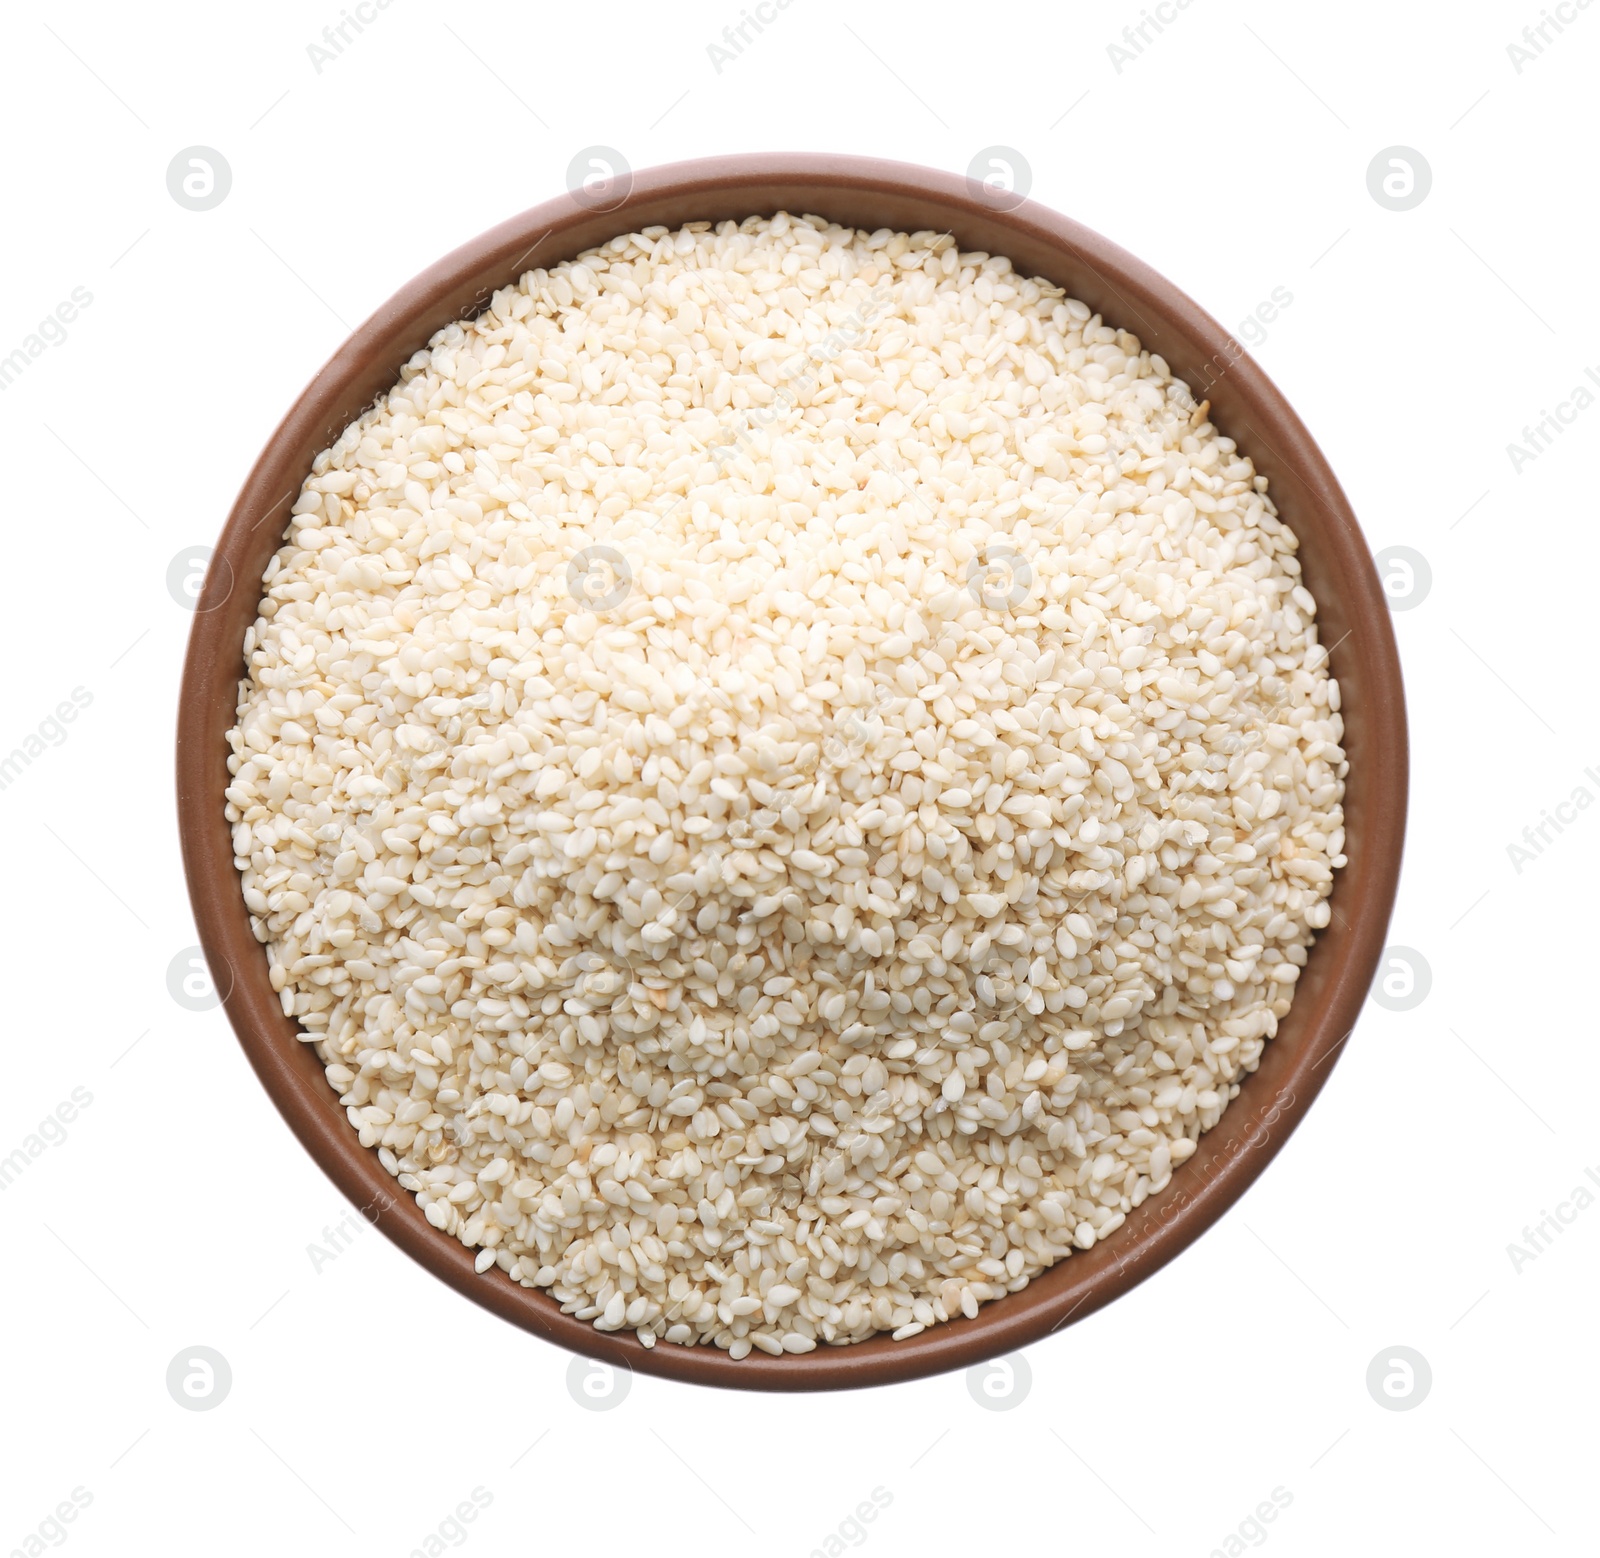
[177,154,1407,1391]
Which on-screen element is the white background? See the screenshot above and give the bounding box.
[1,1,1591,1553]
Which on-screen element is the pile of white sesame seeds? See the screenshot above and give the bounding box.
[226,213,1346,1356]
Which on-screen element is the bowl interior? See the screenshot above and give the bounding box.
[177,153,1405,1390]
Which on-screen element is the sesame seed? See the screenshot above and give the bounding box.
[227,215,1345,1356]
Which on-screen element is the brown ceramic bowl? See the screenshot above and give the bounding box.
[177,153,1406,1390]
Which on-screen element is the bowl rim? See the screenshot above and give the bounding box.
[177,151,1406,1392]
